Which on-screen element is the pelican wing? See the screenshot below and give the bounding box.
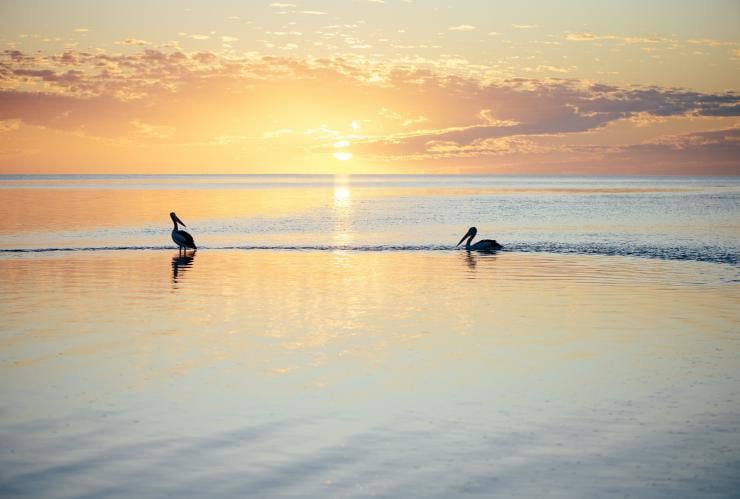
[476,239,503,250]
[174,229,197,249]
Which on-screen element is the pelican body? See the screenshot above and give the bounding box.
[170,212,197,253]
[456,227,503,252]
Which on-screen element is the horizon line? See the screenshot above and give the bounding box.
[1,172,739,178]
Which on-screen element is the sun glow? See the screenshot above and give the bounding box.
[333,140,353,161]
[0,2,737,175]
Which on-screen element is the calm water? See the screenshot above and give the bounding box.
[1,175,739,498]
[1,175,739,265]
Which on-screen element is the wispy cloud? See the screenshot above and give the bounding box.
[566,32,673,45]
[448,25,476,32]
[115,38,151,46]
[687,38,737,48]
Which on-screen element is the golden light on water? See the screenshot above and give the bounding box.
[333,185,351,209]
[332,174,351,207]
[332,175,352,247]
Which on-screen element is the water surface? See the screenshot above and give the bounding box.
[0,175,739,498]
[1,175,738,264]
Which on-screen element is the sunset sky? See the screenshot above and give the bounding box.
[1,0,738,174]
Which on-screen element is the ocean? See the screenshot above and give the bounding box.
[1,175,738,265]
[0,175,738,498]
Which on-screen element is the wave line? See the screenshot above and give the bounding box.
[0,244,737,265]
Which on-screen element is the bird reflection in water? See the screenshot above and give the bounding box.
[464,251,478,270]
[461,250,499,275]
[172,252,196,284]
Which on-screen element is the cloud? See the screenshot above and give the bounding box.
[72,28,89,33]
[448,25,476,32]
[263,128,294,139]
[688,39,737,48]
[0,47,737,172]
[565,33,601,42]
[512,24,538,29]
[566,33,673,45]
[115,38,151,46]
[645,126,740,149]
[344,77,740,164]
[595,127,740,174]
[402,116,428,127]
[0,119,21,132]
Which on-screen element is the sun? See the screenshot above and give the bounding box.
[333,140,353,161]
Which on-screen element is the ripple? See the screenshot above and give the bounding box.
[1,242,737,266]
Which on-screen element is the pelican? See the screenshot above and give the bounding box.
[456,227,503,252]
[170,212,197,253]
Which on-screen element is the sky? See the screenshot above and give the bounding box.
[0,0,738,174]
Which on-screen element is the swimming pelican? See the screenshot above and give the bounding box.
[170,212,197,253]
[456,227,503,252]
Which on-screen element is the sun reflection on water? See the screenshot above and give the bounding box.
[333,186,350,210]
[332,175,353,247]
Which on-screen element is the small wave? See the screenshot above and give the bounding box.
[1,243,737,266]
[506,242,739,266]
[219,244,454,252]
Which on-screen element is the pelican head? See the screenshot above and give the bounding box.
[457,226,477,247]
[170,212,186,227]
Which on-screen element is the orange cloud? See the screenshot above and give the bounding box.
[0,48,738,174]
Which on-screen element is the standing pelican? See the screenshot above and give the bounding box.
[456,227,503,252]
[170,212,197,253]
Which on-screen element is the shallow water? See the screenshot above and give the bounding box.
[1,176,739,497]
[1,175,739,264]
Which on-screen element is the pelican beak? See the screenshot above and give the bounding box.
[175,214,187,227]
[456,232,470,247]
